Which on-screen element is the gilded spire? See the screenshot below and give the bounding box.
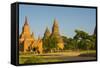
[52,19,59,35]
[54,19,58,27]
[24,16,28,25]
[21,16,31,39]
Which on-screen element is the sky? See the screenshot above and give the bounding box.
[19,4,96,39]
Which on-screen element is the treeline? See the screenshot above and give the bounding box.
[43,30,96,52]
[63,30,96,50]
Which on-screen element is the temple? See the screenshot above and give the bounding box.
[19,17,64,53]
[19,16,43,53]
[51,19,64,50]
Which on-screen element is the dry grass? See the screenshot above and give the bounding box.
[19,50,96,64]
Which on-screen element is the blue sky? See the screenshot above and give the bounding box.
[19,4,96,39]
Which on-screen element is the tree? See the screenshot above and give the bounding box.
[62,36,76,50]
[74,29,96,50]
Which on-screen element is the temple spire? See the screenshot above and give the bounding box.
[52,18,59,35]
[43,27,51,40]
[24,16,28,25]
[21,16,31,39]
[54,18,58,26]
[45,27,50,36]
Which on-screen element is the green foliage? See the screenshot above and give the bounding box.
[43,35,58,52]
[62,37,76,50]
[74,30,96,50]
[62,29,96,50]
[43,29,96,52]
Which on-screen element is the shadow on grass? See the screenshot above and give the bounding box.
[78,53,96,57]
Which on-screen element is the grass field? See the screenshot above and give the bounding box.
[19,50,96,64]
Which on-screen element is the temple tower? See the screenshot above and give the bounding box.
[43,27,51,39]
[19,16,34,52]
[51,19,64,50]
[52,19,60,36]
